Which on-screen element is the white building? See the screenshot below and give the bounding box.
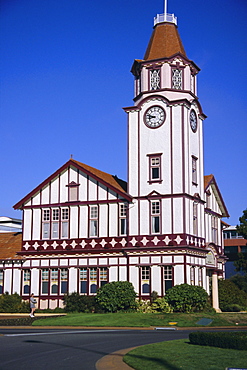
[0,9,229,310]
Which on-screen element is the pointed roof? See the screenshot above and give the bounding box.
[14,159,131,210]
[144,22,186,61]
[204,175,229,218]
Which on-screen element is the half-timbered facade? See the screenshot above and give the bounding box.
[0,10,229,310]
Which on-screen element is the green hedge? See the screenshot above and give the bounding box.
[189,331,247,350]
[0,293,29,313]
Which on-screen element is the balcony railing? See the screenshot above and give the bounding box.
[154,13,177,26]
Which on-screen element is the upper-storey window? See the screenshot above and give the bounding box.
[42,209,50,239]
[148,154,162,183]
[119,203,127,235]
[212,216,218,244]
[67,181,79,202]
[150,69,160,90]
[90,206,98,237]
[192,156,198,185]
[193,202,198,236]
[172,68,182,90]
[42,208,69,240]
[151,201,161,234]
[135,76,141,96]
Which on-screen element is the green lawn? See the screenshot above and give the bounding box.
[32,312,247,327]
[123,339,247,370]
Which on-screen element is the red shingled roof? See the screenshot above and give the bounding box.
[144,22,186,61]
[0,233,22,260]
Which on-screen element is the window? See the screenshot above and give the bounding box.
[164,266,172,292]
[0,270,3,294]
[52,209,59,239]
[190,267,195,285]
[80,268,88,294]
[42,209,50,239]
[206,192,210,209]
[51,269,58,294]
[41,269,49,294]
[60,269,68,294]
[193,202,198,236]
[119,203,127,235]
[198,268,202,287]
[90,206,98,237]
[42,208,69,240]
[135,76,141,96]
[172,68,182,89]
[141,266,150,294]
[90,267,97,294]
[151,201,160,234]
[99,267,108,287]
[68,181,79,202]
[212,216,218,244]
[61,208,69,238]
[150,69,160,90]
[23,270,30,294]
[192,156,198,185]
[147,154,162,183]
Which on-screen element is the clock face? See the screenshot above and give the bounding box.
[190,110,197,132]
[144,106,165,128]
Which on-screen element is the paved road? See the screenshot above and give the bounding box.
[0,328,191,370]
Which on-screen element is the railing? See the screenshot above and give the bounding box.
[154,13,177,26]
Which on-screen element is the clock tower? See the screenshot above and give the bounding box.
[124,11,207,246]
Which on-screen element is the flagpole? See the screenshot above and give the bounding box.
[164,0,167,21]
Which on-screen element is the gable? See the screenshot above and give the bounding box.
[14,159,131,210]
[204,175,229,218]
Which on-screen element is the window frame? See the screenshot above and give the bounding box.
[192,156,198,185]
[89,206,98,237]
[119,203,127,236]
[149,68,161,90]
[171,67,183,90]
[147,154,162,184]
[150,200,161,234]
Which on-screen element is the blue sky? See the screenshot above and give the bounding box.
[1,0,246,225]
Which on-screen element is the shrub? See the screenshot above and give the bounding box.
[189,331,247,350]
[63,292,96,313]
[95,281,137,313]
[0,292,29,313]
[137,298,172,313]
[165,284,208,313]
[218,279,247,311]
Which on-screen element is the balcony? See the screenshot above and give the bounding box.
[154,13,177,26]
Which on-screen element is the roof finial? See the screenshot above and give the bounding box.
[154,0,177,26]
[70,154,73,159]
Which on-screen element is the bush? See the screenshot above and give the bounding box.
[95,281,137,313]
[189,331,247,350]
[164,284,208,313]
[137,298,172,313]
[63,292,96,313]
[0,292,29,313]
[230,274,247,293]
[218,279,247,311]
[223,304,242,312]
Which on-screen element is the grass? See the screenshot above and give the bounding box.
[32,312,247,327]
[123,339,247,370]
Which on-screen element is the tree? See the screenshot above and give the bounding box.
[234,209,247,273]
[236,209,247,240]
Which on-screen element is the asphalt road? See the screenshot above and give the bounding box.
[0,328,191,370]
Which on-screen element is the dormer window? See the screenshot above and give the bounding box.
[172,68,182,90]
